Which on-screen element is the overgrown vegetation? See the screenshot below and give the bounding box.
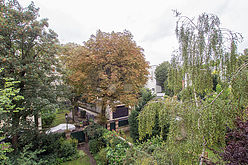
[129,88,154,142]
[0,133,79,165]
[0,0,247,164]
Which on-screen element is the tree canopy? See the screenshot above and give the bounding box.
[168,12,243,96]
[137,12,248,164]
[63,30,149,115]
[154,61,173,95]
[0,0,65,149]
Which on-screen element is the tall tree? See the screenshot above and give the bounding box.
[0,68,23,159]
[155,61,173,95]
[137,12,247,164]
[64,30,149,119]
[129,88,154,142]
[0,0,64,149]
[59,43,83,121]
[155,61,170,89]
[168,11,243,96]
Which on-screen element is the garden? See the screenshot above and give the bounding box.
[0,0,247,164]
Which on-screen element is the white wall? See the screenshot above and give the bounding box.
[145,65,162,94]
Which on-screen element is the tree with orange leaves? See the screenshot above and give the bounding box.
[63,30,149,120]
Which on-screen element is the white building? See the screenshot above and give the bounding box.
[145,65,162,94]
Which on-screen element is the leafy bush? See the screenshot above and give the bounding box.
[5,133,79,165]
[95,148,107,165]
[85,123,107,155]
[42,112,56,128]
[128,110,139,142]
[106,143,127,165]
[89,139,105,155]
[84,123,107,141]
[16,144,48,165]
[220,118,248,164]
[103,130,130,165]
[58,138,78,160]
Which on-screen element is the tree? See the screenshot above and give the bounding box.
[137,12,247,164]
[59,43,84,122]
[65,30,149,119]
[0,0,64,149]
[168,12,247,164]
[169,11,243,96]
[129,88,154,142]
[0,68,23,160]
[155,61,170,92]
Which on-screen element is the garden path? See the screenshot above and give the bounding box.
[78,143,97,165]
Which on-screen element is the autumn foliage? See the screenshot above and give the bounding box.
[63,30,149,113]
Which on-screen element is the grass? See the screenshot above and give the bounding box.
[61,156,91,165]
[61,150,91,165]
[51,109,71,127]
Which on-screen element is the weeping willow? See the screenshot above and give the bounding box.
[168,12,243,95]
[137,12,247,164]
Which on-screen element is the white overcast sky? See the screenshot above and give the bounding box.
[18,0,248,65]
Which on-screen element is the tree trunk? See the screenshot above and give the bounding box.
[11,113,20,151]
[34,113,39,130]
[72,96,79,122]
[101,101,106,117]
[98,101,107,125]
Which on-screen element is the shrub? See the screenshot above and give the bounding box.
[58,138,78,160]
[220,118,248,164]
[128,110,139,142]
[89,139,104,155]
[95,148,107,165]
[129,88,154,142]
[106,143,127,165]
[16,144,48,165]
[42,112,56,128]
[84,123,107,141]
[6,133,79,165]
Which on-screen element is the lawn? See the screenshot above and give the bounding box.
[61,156,91,165]
[61,150,91,165]
[51,110,71,127]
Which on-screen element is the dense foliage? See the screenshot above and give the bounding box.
[84,123,107,155]
[220,118,248,164]
[0,0,67,149]
[104,131,130,165]
[0,133,78,165]
[129,88,154,142]
[155,61,172,95]
[0,68,23,160]
[62,30,149,117]
[138,98,176,141]
[137,12,248,164]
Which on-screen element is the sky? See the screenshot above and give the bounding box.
[18,0,248,65]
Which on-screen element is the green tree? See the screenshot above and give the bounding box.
[0,68,23,160]
[129,88,154,142]
[169,11,242,96]
[138,12,247,164]
[64,30,149,120]
[0,0,65,149]
[154,61,170,93]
